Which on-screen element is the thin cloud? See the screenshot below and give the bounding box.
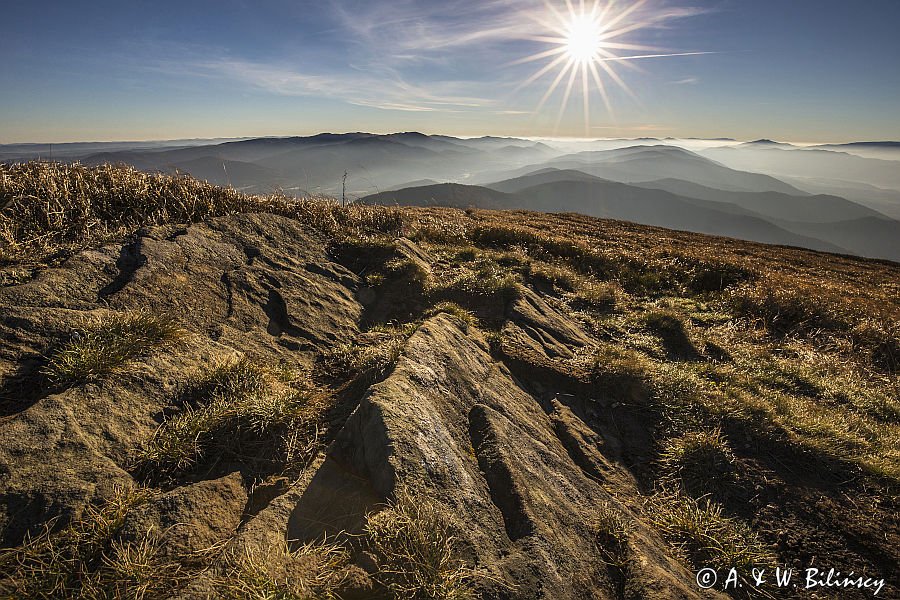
[146,1,712,118]
[670,77,700,85]
[155,57,492,112]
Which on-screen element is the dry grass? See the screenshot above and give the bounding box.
[643,309,699,359]
[648,490,775,577]
[0,162,402,264]
[134,358,310,479]
[591,502,631,567]
[42,311,184,386]
[570,280,619,312]
[322,332,410,384]
[0,486,187,600]
[658,429,736,496]
[525,260,578,292]
[365,491,479,600]
[214,541,354,600]
[590,344,650,402]
[425,302,480,331]
[3,165,900,594]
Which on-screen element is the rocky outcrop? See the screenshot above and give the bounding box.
[0,213,362,546]
[0,214,717,598]
[119,472,248,557]
[287,314,717,599]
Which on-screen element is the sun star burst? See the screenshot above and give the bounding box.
[513,0,711,135]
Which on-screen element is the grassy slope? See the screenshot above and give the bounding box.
[0,162,897,598]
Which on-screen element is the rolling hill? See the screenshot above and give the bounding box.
[474,144,808,196]
[363,180,847,255]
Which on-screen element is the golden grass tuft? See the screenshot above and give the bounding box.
[425,302,480,331]
[42,311,184,386]
[134,357,310,479]
[658,429,736,495]
[0,485,186,599]
[214,540,354,600]
[648,490,775,577]
[365,491,479,600]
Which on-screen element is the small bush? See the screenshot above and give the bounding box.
[42,311,184,385]
[365,491,478,600]
[658,429,736,496]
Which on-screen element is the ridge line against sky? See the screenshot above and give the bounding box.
[1,0,899,144]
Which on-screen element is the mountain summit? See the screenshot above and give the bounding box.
[0,163,897,598]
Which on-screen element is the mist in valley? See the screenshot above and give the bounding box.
[4,133,897,261]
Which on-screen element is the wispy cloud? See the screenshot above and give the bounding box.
[153,57,492,112]
[670,77,700,85]
[148,0,711,115]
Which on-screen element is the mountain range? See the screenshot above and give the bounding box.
[1,132,897,261]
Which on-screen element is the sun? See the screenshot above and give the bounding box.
[564,15,604,63]
[512,1,711,135]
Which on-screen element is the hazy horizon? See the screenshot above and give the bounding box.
[3,132,897,147]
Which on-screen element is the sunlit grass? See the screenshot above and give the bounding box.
[43,311,184,386]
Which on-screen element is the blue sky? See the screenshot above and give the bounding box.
[2,0,899,143]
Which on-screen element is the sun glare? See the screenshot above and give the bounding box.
[512,1,711,135]
[565,16,603,63]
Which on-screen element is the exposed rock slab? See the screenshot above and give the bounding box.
[506,287,593,359]
[0,213,363,546]
[291,314,720,599]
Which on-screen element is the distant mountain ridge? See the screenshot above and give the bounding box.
[3,131,897,261]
